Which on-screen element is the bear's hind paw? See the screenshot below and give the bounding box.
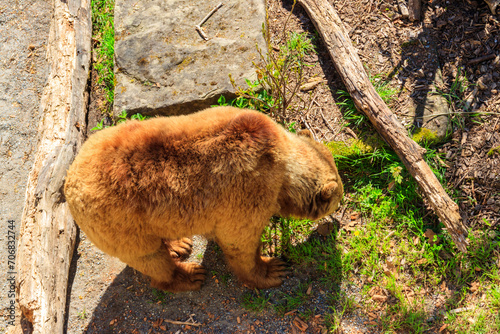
[247,257,289,289]
[151,262,206,292]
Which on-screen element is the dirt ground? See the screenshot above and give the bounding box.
[2,0,499,333]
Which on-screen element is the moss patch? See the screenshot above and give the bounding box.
[412,127,439,146]
[488,145,500,157]
[326,134,386,157]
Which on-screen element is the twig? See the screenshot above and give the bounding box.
[314,125,327,141]
[319,109,336,134]
[419,110,500,119]
[164,319,202,327]
[337,201,348,223]
[344,126,358,140]
[463,87,478,112]
[303,90,319,117]
[384,230,396,240]
[280,0,297,42]
[468,54,496,65]
[195,3,223,40]
[301,116,318,141]
[487,117,500,141]
[448,306,475,315]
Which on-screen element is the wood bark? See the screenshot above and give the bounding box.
[296,0,468,251]
[408,0,421,21]
[11,0,91,332]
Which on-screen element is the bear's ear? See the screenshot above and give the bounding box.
[320,181,338,201]
[297,130,313,139]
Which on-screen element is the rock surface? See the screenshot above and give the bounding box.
[408,68,451,142]
[114,0,267,116]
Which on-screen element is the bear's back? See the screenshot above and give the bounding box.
[65,107,287,220]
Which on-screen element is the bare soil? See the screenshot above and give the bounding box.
[61,0,500,333]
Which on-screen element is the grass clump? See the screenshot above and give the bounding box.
[92,0,115,112]
[337,73,397,131]
[241,290,270,312]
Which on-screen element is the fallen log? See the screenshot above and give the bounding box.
[11,0,91,332]
[296,0,468,251]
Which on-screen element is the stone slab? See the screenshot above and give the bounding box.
[114,0,267,116]
[409,68,451,142]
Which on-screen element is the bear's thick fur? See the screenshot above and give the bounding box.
[65,107,343,292]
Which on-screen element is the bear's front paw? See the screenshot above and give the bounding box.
[151,262,206,292]
[247,257,289,289]
[164,238,193,261]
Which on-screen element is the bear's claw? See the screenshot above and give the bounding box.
[164,238,193,261]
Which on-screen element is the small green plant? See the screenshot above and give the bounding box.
[91,118,107,131]
[91,111,149,131]
[439,67,469,107]
[214,82,274,111]
[228,23,317,124]
[77,308,87,320]
[287,121,297,133]
[389,165,403,184]
[151,288,171,304]
[116,110,128,124]
[220,273,232,285]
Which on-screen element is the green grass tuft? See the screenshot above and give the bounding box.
[92,0,115,112]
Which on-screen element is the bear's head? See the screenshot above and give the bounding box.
[278,130,343,221]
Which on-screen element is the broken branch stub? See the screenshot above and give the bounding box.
[296,0,468,251]
[408,0,421,21]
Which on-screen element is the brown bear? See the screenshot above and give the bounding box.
[64,106,343,292]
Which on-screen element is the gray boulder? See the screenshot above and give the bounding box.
[408,68,452,144]
[114,0,267,116]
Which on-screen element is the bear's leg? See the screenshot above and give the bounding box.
[215,230,288,289]
[163,237,193,261]
[123,240,205,293]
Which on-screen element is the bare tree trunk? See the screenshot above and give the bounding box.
[408,0,422,21]
[11,0,91,332]
[296,0,468,251]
